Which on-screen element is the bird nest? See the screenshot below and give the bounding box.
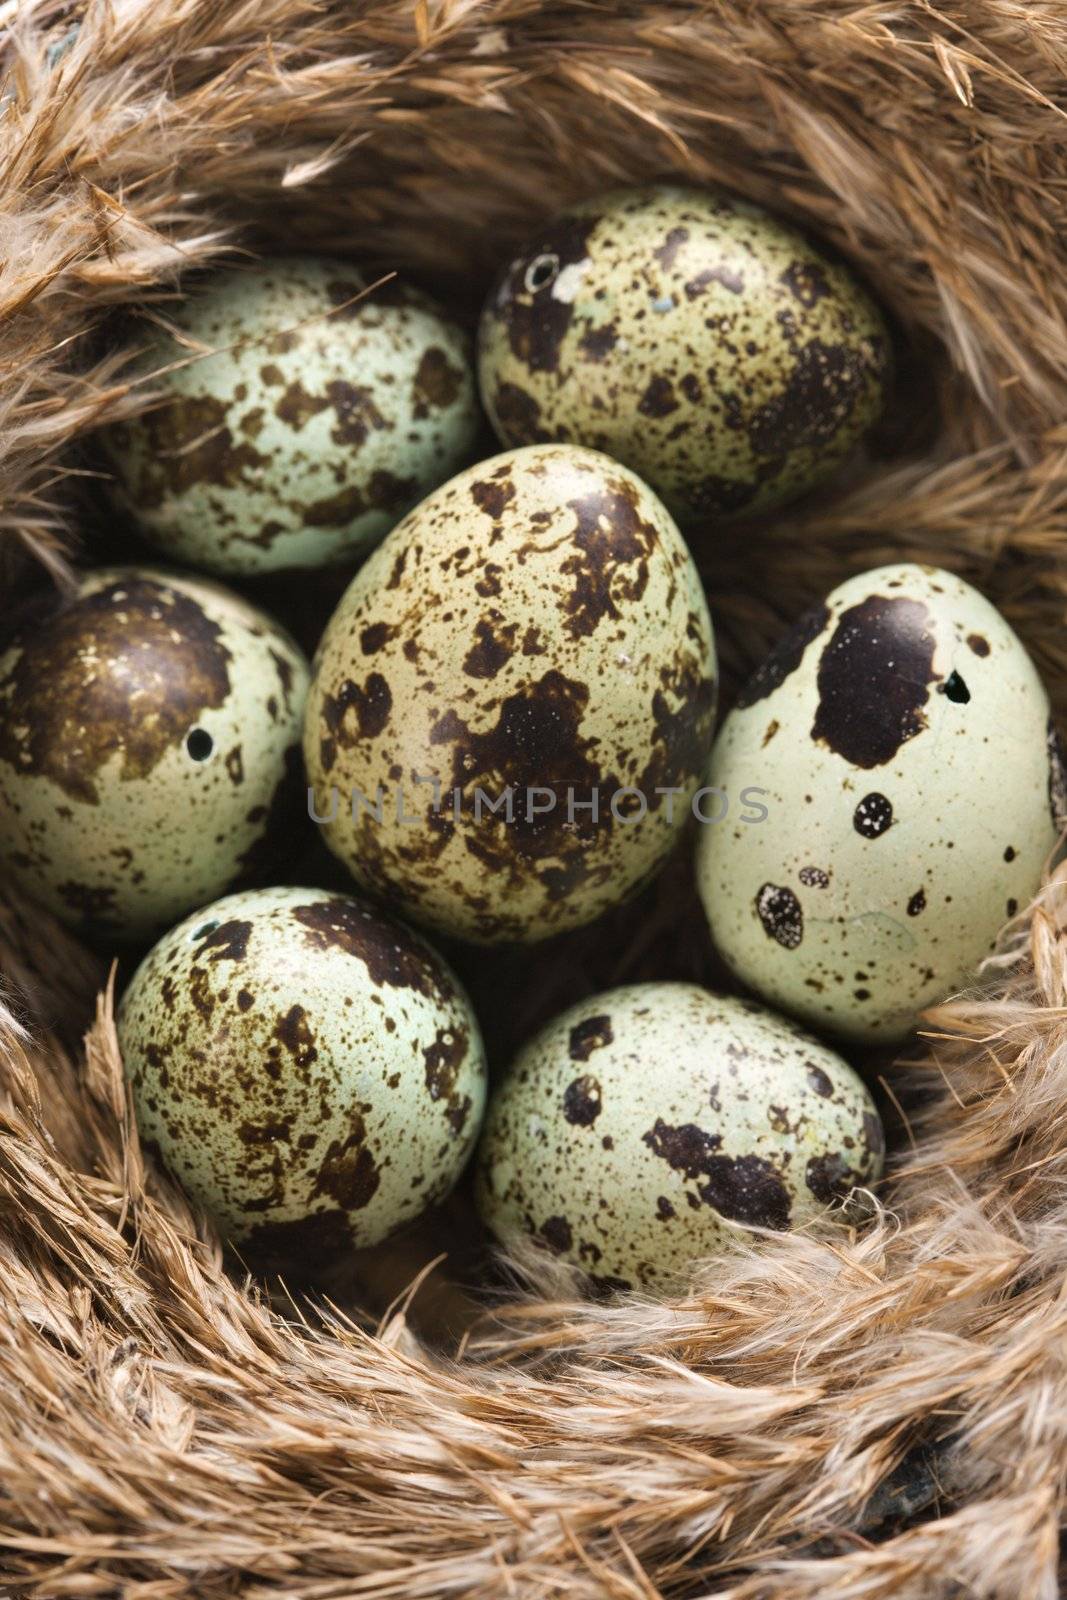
[2,2,1067,1595]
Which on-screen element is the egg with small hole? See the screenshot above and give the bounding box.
[475,982,883,1293]
[478,184,891,523]
[697,563,1063,1042]
[0,567,308,940]
[98,257,481,573]
[118,885,487,1268]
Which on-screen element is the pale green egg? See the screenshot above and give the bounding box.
[697,563,1061,1042]
[478,184,891,523]
[303,442,717,943]
[0,566,308,941]
[118,885,487,1265]
[475,982,883,1293]
[99,258,481,573]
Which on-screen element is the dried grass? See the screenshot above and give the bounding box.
[2,1,1067,1594]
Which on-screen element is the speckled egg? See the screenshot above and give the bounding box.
[478,184,891,524]
[475,982,883,1292]
[0,567,308,940]
[697,564,1063,1043]
[98,258,481,574]
[303,442,717,943]
[118,885,487,1263]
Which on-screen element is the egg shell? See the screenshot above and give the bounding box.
[303,442,717,943]
[475,982,883,1292]
[98,258,481,574]
[697,563,1062,1042]
[477,184,891,525]
[118,885,487,1262]
[0,567,309,941]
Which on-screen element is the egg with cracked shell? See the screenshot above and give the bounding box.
[118,885,487,1266]
[477,183,891,524]
[98,257,481,574]
[0,566,308,941]
[697,563,1063,1043]
[303,442,718,943]
[475,982,883,1293]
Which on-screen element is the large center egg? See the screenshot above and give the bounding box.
[97,258,481,574]
[697,563,1062,1041]
[477,184,891,523]
[118,885,487,1267]
[303,443,718,943]
[0,567,308,940]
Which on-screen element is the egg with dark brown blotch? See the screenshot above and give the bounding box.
[98,258,481,574]
[118,885,487,1263]
[475,982,883,1293]
[303,442,718,943]
[0,567,308,941]
[478,184,891,523]
[698,563,1062,1042]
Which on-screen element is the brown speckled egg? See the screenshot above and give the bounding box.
[303,442,717,943]
[0,567,308,941]
[697,563,1062,1043]
[475,982,883,1293]
[98,258,481,574]
[478,184,891,523]
[118,885,487,1264]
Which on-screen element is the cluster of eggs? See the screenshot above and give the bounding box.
[0,185,1059,1292]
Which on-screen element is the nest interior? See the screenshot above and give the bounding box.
[3,2,1067,1596]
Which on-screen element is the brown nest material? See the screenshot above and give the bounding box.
[3,2,1067,1595]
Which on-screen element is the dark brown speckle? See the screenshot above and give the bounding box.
[643,1119,792,1228]
[563,1074,602,1126]
[569,1015,614,1062]
[0,577,232,804]
[811,595,939,768]
[756,884,803,949]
